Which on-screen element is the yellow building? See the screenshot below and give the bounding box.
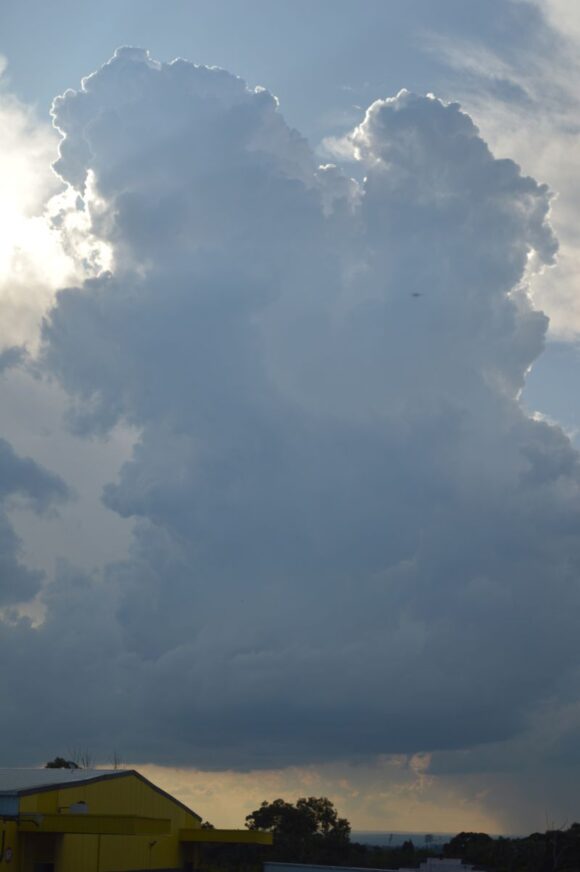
[0,768,271,872]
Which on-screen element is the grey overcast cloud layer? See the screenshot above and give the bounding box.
[3,0,580,832]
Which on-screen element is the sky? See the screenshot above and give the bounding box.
[1,0,580,835]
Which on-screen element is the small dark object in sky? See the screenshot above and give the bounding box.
[411,292,423,298]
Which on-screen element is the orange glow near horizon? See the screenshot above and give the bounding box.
[131,760,503,835]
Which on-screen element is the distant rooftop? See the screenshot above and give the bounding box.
[0,769,124,794]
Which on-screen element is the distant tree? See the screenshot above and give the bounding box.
[539,823,580,872]
[246,796,350,863]
[401,839,416,857]
[444,832,494,867]
[45,757,80,769]
[109,750,124,770]
[68,748,93,769]
[296,797,350,841]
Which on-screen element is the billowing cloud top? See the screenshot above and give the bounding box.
[1,47,578,771]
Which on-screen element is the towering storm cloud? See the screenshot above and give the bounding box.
[1,47,578,770]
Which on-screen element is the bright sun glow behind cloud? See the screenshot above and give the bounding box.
[0,213,68,287]
[0,62,114,350]
[0,67,70,348]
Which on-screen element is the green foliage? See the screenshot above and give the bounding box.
[245,796,350,863]
[44,757,80,769]
[185,801,580,872]
[444,832,495,865]
[441,824,580,872]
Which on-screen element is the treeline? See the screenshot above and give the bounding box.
[441,826,580,872]
[204,798,580,872]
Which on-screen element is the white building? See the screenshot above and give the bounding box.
[265,858,477,872]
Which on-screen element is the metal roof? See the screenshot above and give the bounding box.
[0,769,123,794]
[0,769,201,820]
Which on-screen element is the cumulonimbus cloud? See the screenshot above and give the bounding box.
[1,47,579,770]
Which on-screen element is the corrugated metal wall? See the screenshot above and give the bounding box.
[13,772,200,872]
